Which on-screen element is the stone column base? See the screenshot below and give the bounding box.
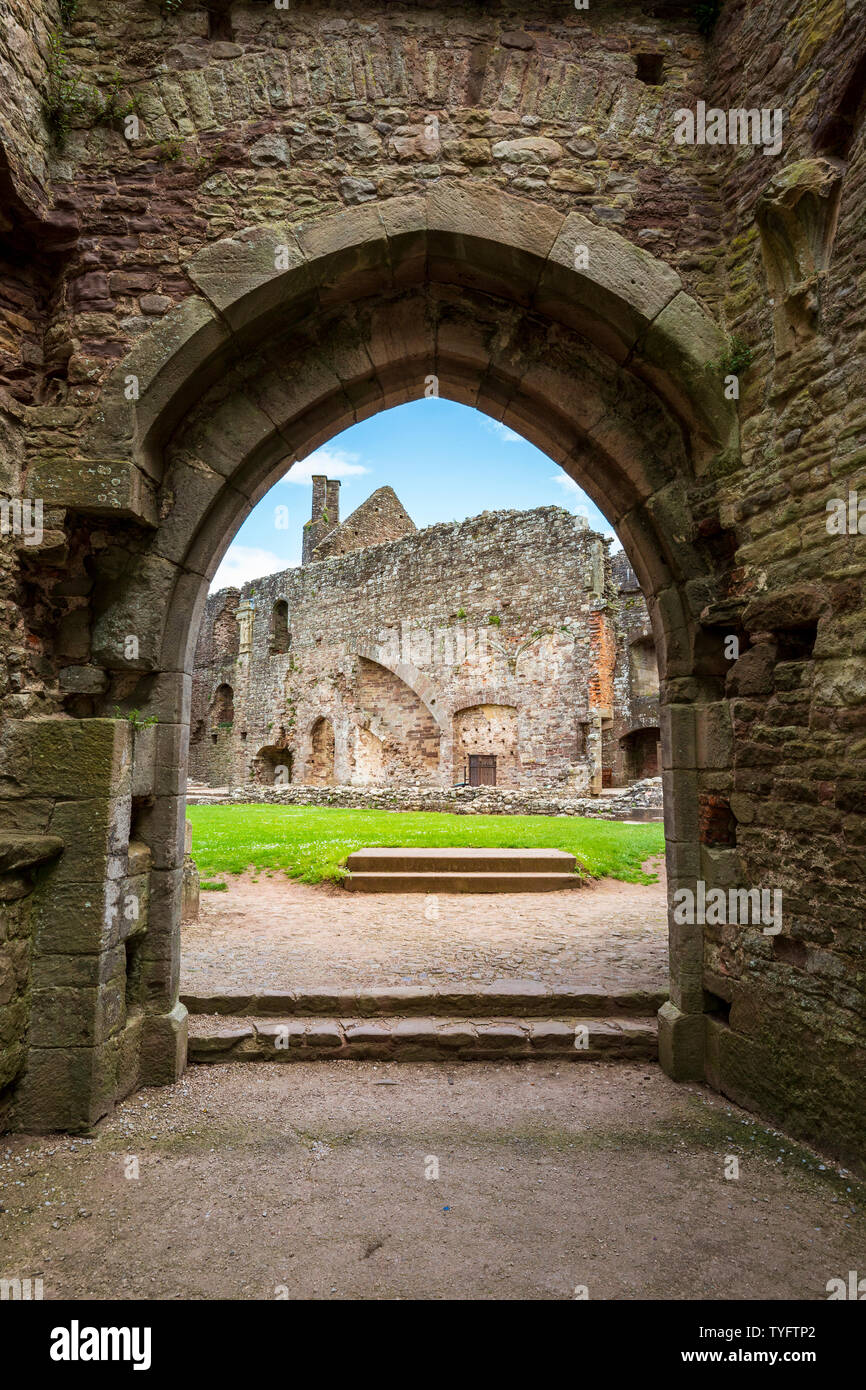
[139,1002,188,1087]
[657,1000,705,1081]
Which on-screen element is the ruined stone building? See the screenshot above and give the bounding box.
[190,477,660,793]
[0,0,863,1168]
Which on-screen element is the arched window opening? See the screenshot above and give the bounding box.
[269,599,290,655]
[211,682,234,726]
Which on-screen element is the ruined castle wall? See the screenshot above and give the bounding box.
[608,551,659,784]
[191,506,638,792]
[692,0,866,1155]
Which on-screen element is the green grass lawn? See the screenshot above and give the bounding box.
[186,804,665,885]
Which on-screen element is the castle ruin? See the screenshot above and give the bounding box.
[190,477,660,796]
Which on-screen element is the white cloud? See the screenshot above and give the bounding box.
[282,447,369,483]
[210,545,286,591]
[551,474,592,516]
[483,419,522,444]
[551,473,583,499]
[551,474,622,550]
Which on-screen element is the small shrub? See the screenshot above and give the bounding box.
[114,706,158,731]
[91,72,137,129]
[695,0,722,38]
[43,31,89,149]
[719,335,754,377]
[155,136,185,163]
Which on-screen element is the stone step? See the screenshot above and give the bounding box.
[188,1014,658,1064]
[181,984,667,1019]
[345,846,579,874]
[344,871,583,893]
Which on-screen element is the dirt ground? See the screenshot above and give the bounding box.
[1,1062,861,1301]
[181,867,668,995]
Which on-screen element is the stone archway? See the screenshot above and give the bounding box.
[252,745,292,786]
[453,704,520,787]
[9,187,740,1131]
[307,717,336,787]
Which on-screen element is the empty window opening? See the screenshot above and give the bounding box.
[634,52,664,85]
[629,636,660,698]
[207,3,234,40]
[269,599,290,655]
[124,935,145,1015]
[254,745,293,786]
[703,990,731,1025]
[774,623,818,663]
[814,54,866,159]
[211,682,234,726]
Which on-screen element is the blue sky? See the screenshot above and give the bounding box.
[211,399,617,589]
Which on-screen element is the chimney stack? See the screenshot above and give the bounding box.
[326,478,341,527]
[302,474,340,564]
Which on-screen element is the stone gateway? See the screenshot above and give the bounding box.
[0,0,862,1170]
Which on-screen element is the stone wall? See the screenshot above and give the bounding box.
[688,0,866,1162]
[0,0,861,1162]
[190,496,655,794]
[188,774,665,821]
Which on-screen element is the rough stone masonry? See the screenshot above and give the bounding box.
[0,0,862,1170]
[189,476,660,794]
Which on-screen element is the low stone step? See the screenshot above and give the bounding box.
[344,871,583,893]
[345,847,579,874]
[181,984,667,1019]
[188,1014,658,1064]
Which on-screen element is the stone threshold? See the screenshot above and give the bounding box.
[188,1014,658,1064]
[181,984,668,1019]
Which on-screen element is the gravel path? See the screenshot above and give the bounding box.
[181,864,668,995]
[1,1062,860,1300]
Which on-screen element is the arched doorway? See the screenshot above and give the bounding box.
[252,745,292,786]
[307,717,336,787]
[53,187,740,1114]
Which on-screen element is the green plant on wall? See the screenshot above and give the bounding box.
[113,707,158,732]
[43,30,89,149]
[59,0,78,23]
[695,0,722,38]
[718,335,754,377]
[155,136,185,163]
[90,72,138,130]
